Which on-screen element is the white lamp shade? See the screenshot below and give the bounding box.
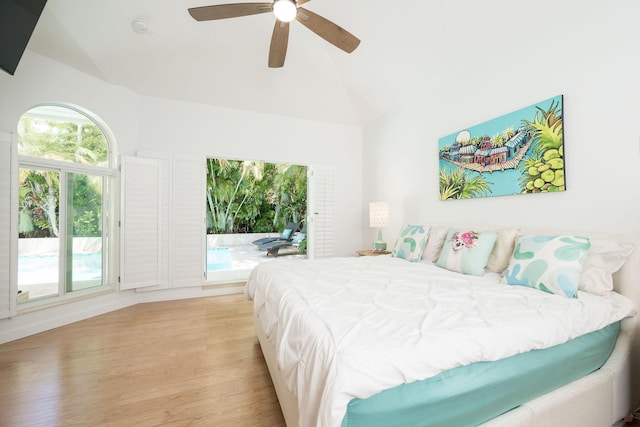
[369,202,389,228]
[273,0,297,22]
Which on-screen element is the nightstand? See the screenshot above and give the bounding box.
[356,249,391,256]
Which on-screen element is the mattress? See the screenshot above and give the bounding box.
[245,256,636,427]
[342,322,620,427]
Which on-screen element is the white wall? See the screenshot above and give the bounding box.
[0,53,140,154]
[0,51,363,343]
[362,3,640,244]
[136,96,363,256]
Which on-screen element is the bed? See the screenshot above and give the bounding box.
[245,226,640,427]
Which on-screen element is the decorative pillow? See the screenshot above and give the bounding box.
[421,226,448,263]
[435,229,498,276]
[504,235,591,298]
[485,228,520,273]
[391,225,430,262]
[281,228,293,239]
[579,239,635,296]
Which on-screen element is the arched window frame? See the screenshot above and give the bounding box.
[16,103,116,307]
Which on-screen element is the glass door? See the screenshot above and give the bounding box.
[17,168,106,302]
[17,167,60,300]
[66,172,104,293]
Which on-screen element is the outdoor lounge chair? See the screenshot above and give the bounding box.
[261,225,306,257]
[251,222,299,247]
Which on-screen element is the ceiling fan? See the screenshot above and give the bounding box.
[188,0,360,68]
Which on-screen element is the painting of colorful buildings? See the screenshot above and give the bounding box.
[439,95,564,200]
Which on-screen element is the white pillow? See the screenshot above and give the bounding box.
[579,239,636,296]
[421,226,448,263]
[485,228,520,273]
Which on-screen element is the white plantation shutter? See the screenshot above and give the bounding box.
[135,151,171,291]
[308,166,335,259]
[171,156,205,288]
[0,133,17,319]
[120,156,161,290]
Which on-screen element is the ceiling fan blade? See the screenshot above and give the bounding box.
[269,21,290,68]
[296,0,312,5]
[295,7,360,53]
[188,3,273,21]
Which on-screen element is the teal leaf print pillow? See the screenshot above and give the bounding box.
[504,235,591,298]
[391,225,430,262]
[435,229,498,276]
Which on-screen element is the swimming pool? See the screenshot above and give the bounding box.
[206,247,233,271]
[18,252,103,285]
[18,247,235,284]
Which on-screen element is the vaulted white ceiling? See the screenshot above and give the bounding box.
[26,0,615,126]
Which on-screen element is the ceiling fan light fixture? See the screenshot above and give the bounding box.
[273,0,297,22]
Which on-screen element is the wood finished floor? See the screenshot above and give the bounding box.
[0,294,285,427]
[2,293,640,427]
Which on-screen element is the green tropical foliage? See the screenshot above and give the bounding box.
[19,117,108,165]
[18,116,107,238]
[518,100,565,193]
[18,168,59,237]
[206,159,307,234]
[439,168,493,200]
[69,174,103,237]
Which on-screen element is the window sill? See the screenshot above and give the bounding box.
[206,268,252,285]
[17,285,116,315]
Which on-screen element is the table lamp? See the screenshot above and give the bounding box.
[369,202,389,252]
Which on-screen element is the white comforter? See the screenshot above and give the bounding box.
[245,256,636,427]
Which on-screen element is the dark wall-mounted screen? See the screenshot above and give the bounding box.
[0,0,48,75]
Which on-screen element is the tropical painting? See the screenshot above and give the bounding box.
[439,95,564,200]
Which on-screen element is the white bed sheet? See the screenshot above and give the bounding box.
[245,256,636,427]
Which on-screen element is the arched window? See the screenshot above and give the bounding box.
[17,104,114,304]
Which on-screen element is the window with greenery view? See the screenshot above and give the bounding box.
[17,105,112,303]
[206,158,307,234]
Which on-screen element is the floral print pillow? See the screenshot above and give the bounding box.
[436,228,498,276]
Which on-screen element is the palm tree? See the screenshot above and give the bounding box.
[207,159,269,233]
[18,117,108,237]
[439,168,493,200]
[502,127,516,142]
[526,100,563,157]
[518,98,564,193]
[18,118,76,238]
[18,168,60,237]
[207,158,242,233]
[19,118,107,165]
[206,159,307,234]
[491,133,506,148]
[224,160,264,232]
[469,136,483,147]
[271,164,307,227]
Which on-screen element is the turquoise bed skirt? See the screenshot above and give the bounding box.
[341,322,620,427]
